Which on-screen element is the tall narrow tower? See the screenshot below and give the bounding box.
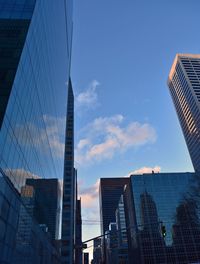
[61,78,75,264]
[168,54,200,172]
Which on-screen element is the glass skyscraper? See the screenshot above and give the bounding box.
[124,172,200,264]
[99,178,129,263]
[61,78,76,264]
[168,54,200,172]
[115,195,129,263]
[0,0,73,263]
[26,178,61,240]
[99,178,130,235]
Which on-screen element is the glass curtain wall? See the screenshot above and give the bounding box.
[0,0,73,263]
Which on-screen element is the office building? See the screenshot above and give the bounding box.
[168,54,200,172]
[99,178,129,235]
[99,178,129,263]
[0,171,21,263]
[102,195,129,264]
[61,78,76,263]
[124,172,200,263]
[75,199,83,264]
[15,185,61,263]
[115,195,129,263]
[83,253,89,264]
[17,185,35,245]
[0,0,73,263]
[92,238,101,264]
[105,223,118,264]
[0,1,34,128]
[74,168,83,264]
[116,195,128,247]
[26,178,61,240]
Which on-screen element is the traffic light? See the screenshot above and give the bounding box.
[161,225,166,238]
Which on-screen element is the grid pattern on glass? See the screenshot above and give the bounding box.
[0,171,61,263]
[0,0,72,191]
[0,0,73,262]
[127,172,200,264]
[0,18,31,129]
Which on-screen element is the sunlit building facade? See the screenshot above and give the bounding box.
[124,172,200,264]
[168,54,200,172]
[0,0,73,263]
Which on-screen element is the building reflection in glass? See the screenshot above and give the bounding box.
[0,0,73,263]
[124,172,200,264]
[0,0,73,190]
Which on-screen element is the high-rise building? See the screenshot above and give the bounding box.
[74,167,83,264]
[105,223,118,264]
[92,238,101,264]
[99,178,129,264]
[115,195,129,263]
[0,0,73,263]
[26,178,61,240]
[15,185,61,263]
[168,54,200,172]
[0,1,35,129]
[99,178,129,235]
[83,252,89,264]
[123,172,200,264]
[75,198,83,264]
[115,195,128,248]
[61,78,76,263]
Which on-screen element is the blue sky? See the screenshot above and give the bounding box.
[70,0,200,247]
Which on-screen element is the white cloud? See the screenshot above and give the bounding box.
[4,168,40,192]
[15,115,65,159]
[128,166,161,175]
[75,115,156,165]
[43,115,65,158]
[79,179,99,208]
[75,80,100,109]
[77,139,91,150]
[5,168,40,179]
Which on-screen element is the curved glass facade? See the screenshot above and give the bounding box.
[0,0,73,263]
